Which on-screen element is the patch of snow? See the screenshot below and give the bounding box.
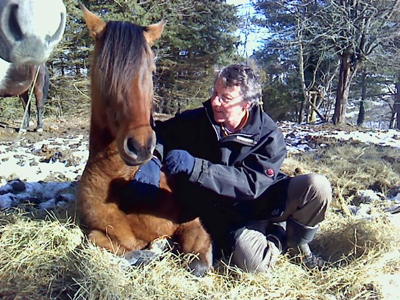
[0,135,89,185]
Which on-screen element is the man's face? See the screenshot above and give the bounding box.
[210,79,249,126]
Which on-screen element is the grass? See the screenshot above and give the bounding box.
[282,142,400,213]
[1,78,400,299]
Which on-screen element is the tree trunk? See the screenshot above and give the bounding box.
[307,92,317,123]
[357,69,367,126]
[396,80,400,129]
[298,36,307,124]
[332,53,359,125]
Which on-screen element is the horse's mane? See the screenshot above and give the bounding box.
[97,21,149,99]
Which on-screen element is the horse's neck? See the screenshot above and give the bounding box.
[88,122,118,161]
[0,58,11,89]
[88,103,118,154]
[86,121,136,180]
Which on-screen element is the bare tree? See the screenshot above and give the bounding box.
[300,0,400,124]
[394,79,400,129]
[254,0,400,125]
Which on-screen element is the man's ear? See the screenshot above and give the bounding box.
[243,102,251,110]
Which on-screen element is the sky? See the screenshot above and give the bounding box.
[226,0,265,56]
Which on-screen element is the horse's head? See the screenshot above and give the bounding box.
[0,0,66,64]
[82,4,165,166]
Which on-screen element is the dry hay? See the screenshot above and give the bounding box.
[0,205,399,300]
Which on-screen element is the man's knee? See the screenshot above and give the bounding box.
[292,173,332,207]
[231,226,281,273]
[308,173,332,205]
[287,173,332,226]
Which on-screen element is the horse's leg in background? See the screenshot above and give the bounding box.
[19,91,30,131]
[34,64,49,132]
[174,219,213,276]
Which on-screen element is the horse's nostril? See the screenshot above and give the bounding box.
[126,137,140,154]
[8,4,23,41]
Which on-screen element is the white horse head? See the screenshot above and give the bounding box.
[0,0,66,65]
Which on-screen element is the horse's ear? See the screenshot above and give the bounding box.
[80,3,106,40]
[144,21,166,45]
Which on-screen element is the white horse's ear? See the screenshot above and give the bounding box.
[144,20,166,45]
[80,3,106,40]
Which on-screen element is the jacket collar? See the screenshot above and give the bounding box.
[203,99,263,144]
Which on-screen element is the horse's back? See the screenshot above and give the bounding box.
[0,64,31,95]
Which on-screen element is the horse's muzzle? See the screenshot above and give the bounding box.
[121,131,156,166]
[0,0,66,64]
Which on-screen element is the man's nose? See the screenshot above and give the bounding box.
[212,95,222,106]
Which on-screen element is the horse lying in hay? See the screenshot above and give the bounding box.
[77,5,212,276]
[0,63,49,132]
[0,0,66,65]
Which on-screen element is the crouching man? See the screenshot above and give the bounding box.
[128,64,332,272]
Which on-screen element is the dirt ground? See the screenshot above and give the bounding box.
[0,115,90,143]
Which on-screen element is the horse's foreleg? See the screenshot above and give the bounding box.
[88,229,126,255]
[35,65,48,132]
[81,202,148,255]
[35,89,44,132]
[19,92,30,131]
[175,218,213,276]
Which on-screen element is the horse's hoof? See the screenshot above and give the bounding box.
[188,259,211,277]
[124,249,159,266]
[148,237,169,253]
[18,128,27,134]
[36,128,43,133]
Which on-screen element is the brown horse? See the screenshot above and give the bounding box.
[77,5,212,276]
[0,63,49,132]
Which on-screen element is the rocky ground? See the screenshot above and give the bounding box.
[0,116,90,180]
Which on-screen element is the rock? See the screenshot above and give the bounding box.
[39,199,57,210]
[9,179,26,192]
[356,190,385,204]
[0,193,14,209]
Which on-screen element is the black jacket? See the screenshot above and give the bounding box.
[155,100,287,201]
[155,100,289,257]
